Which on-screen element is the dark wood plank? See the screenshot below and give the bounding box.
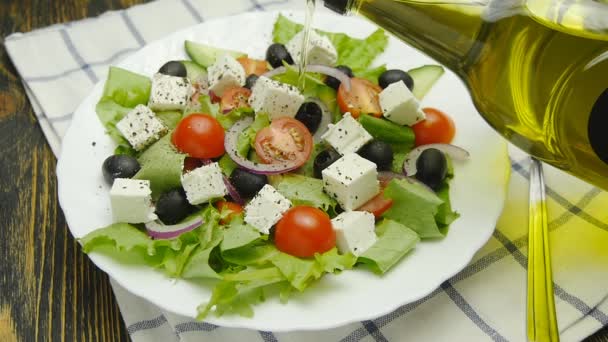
[0,1,148,341]
[0,0,606,341]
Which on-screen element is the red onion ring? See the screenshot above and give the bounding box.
[223,176,244,205]
[262,65,351,91]
[145,217,203,240]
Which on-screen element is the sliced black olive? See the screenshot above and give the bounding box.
[378,69,414,90]
[357,140,393,171]
[295,102,323,133]
[313,149,341,179]
[229,168,268,198]
[158,61,187,77]
[415,148,447,191]
[266,43,294,68]
[324,65,354,90]
[102,154,141,185]
[155,188,195,225]
[245,74,260,89]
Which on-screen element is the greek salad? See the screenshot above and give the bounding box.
[81,14,469,319]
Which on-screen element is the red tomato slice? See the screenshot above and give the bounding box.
[215,200,244,225]
[275,206,336,258]
[337,77,382,118]
[412,107,456,146]
[357,191,393,218]
[172,114,225,159]
[254,117,313,168]
[220,87,251,113]
[237,57,269,76]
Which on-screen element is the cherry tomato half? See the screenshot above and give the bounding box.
[337,77,382,118]
[237,57,269,76]
[215,200,244,224]
[254,117,313,168]
[412,107,456,146]
[275,206,336,258]
[220,87,251,113]
[172,114,225,159]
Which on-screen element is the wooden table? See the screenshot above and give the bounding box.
[0,0,606,341]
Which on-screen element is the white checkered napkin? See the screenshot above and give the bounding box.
[6,1,608,341]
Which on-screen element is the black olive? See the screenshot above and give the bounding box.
[324,65,354,90]
[313,149,341,179]
[295,102,323,133]
[415,148,447,191]
[378,69,414,90]
[358,140,393,171]
[158,61,187,77]
[266,43,294,68]
[245,74,259,89]
[102,154,141,185]
[229,168,268,198]
[155,188,195,225]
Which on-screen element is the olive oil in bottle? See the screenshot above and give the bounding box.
[324,0,608,190]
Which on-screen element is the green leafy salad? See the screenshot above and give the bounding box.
[82,14,468,319]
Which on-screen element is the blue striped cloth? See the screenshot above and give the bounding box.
[6,0,608,341]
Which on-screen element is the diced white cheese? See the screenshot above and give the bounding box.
[286,30,338,66]
[321,112,373,155]
[331,211,377,256]
[148,73,193,111]
[322,153,379,210]
[181,163,227,205]
[207,54,246,96]
[110,178,158,223]
[379,81,426,126]
[115,104,168,151]
[248,76,305,120]
[244,184,292,234]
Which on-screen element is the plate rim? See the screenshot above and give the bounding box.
[56,9,511,332]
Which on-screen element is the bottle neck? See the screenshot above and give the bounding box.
[341,0,486,71]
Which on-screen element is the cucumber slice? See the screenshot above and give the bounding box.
[408,65,445,100]
[185,40,246,68]
[180,60,207,83]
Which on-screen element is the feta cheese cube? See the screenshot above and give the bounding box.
[148,73,193,111]
[207,54,246,96]
[379,81,426,126]
[181,163,227,205]
[331,211,377,256]
[116,104,168,151]
[248,76,305,120]
[322,153,379,210]
[110,178,158,223]
[244,184,292,234]
[321,113,373,155]
[286,30,338,66]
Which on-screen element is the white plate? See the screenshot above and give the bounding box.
[57,10,510,332]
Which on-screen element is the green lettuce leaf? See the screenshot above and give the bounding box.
[197,270,286,319]
[161,243,199,277]
[270,174,337,213]
[359,219,420,274]
[435,182,459,235]
[381,178,445,239]
[80,223,180,256]
[181,243,222,279]
[273,14,388,73]
[133,134,186,197]
[218,153,238,177]
[155,111,182,129]
[237,113,270,157]
[95,67,152,154]
[357,64,387,84]
[220,217,262,252]
[217,107,255,130]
